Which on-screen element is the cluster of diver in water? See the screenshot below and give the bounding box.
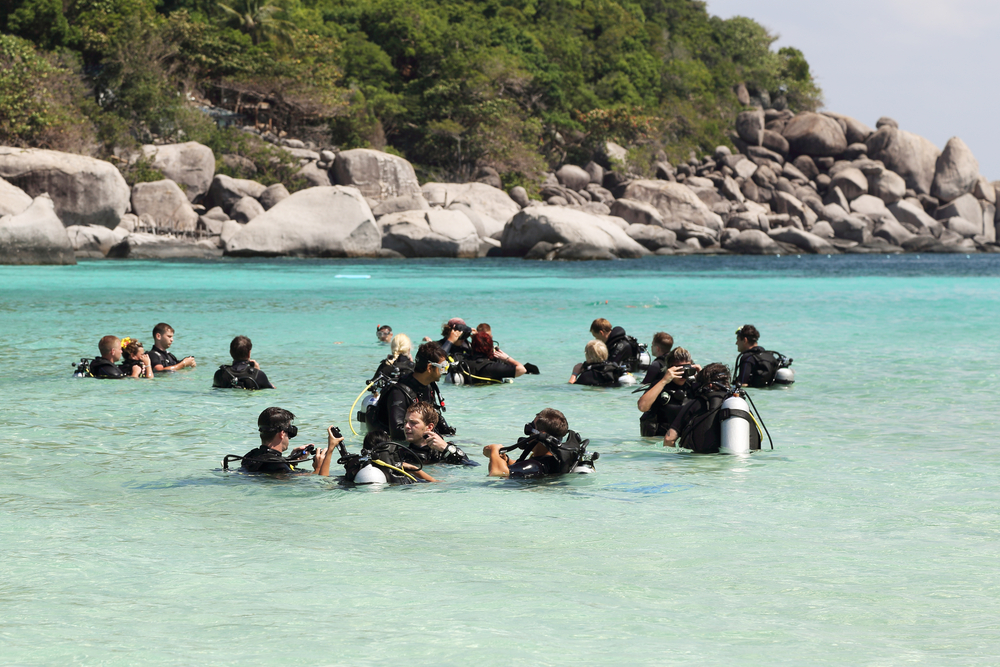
[74,318,794,484]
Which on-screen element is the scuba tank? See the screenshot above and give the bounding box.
[73,358,92,378]
[617,372,638,387]
[720,395,752,455]
[358,394,378,432]
[353,464,388,484]
[775,367,795,384]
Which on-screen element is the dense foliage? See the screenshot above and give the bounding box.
[0,0,820,187]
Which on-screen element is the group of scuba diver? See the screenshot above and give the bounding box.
[73,317,794,485]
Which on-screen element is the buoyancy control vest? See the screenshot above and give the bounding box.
[575,360,624,386]
[678,390,761,454]
[735,348,792,388]
[503,430,596,478]
[341,440,421,484]
[225,445,296,473]
[214,363,262,390]
[606,328,644,372]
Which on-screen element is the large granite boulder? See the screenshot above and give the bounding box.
[371,194,430,218]
[931,137,979,203]
[66,224,127,258]
[130,180,199,231]
[830,167,868,200]
[556,165,591,192]
[224,186,380,257]
[866,126,940,195]
[625,223,677,251]
[768,226,836,253]
[447,202,504,239]
[0,147,130,228]
[873,217,915,245]
[141,142,215,202]
[259,183,290,211]
[380,209,480,258]
[332,149,421,201]
[0,177,33,217]
[821,112,875,145]
[781,112,848,157]
[869,169,906,205]
[621,180,723,231]
[108,233,222,259]
[500,206,649,258]
[934,193,982,226]
[824,204,872,243]
[230,196,265,224]
[610,198,665,227]
[722,229,781,254]
[888,200,943,237]
[0,195,76,264]
[296,161,332,188]
[420,182,520,224]
[204,174,267,213]
[736,109,765,146]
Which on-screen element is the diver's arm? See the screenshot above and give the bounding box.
[483,444,511,477]
[159,357,196,372]
[637,366,681,412]
[568,362,583,384]
[663,428,679,447]
[141,353,154,378]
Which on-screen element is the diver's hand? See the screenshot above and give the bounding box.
[327,425,344,449]
[248,359,260,370]
[661,366,683,384]
[483,443,502,458]
[183,356,196,368]
[423,431,448,452]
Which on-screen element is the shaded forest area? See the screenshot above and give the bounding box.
[0,0,820,189]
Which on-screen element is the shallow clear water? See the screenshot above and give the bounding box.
[2,254,999,665]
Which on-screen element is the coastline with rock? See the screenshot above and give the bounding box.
[1,109,998,265]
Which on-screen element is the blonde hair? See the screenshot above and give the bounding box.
[585,340,608,364]
[390,333,412,362]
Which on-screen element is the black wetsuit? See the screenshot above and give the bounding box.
[239,445,295,473]
[370,356,414,384]
[148,347,179,371]
[461,353,516,383]
[606,326,638,369]
[407,440,475,466]
[119,357,146,377]
[89,357,124,379]
[373,372,453,440]
[213,361,274,390]
[669,389,761,454]
[639,358,692,436]
[734,346,776,387]
[574,361,622,386]
[438,337,470,361]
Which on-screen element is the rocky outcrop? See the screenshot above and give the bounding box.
[0,194,76,264]
[781,113,848,156]
[0,177,33,217]
[224,186,381,257]
[500,206,649,259]
[421,182,520,224]
[621,180,723,231]
[0,147,130,228]
[204,175,267,213]
[67,224,127,258]
[107,233,222,259]
[380,209,480,258]
[141,142,215,202]
[332,149,421,201]
[723,229,781,254]
[866,126,940,195]
[130,180,199,231]
[931,137,979,203]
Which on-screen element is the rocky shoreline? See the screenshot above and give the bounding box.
[1,109,997,264]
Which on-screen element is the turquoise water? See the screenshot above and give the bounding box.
[2,255,999,665]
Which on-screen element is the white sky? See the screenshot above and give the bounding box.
[706,0,1000,180]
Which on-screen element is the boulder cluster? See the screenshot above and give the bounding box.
[1,110,997,264]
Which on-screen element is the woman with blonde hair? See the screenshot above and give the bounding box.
[569,340,624,386]
[371,333,415,383]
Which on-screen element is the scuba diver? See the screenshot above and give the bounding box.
[119,337,154,378]
[451,330,526,385]
[370,333,415,384]
[339,430,438,484]
[400,402,476,466]
[663,363,768,454]
[590,318,647,372]
[569,340,631,386]
[222,407,338,475]
[212,335,275,390]
[376,324,393,343]
[148,323,196,373]
[367,341,456,440]
[437,318,473,360]
[79,335,126,379]
[636,347,698,437]
[482,408,598,478]
[734,324,795,387]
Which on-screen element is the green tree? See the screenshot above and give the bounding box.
[216,0,295,47]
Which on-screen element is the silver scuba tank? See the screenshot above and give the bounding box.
[774,368,795,384]
[354,464,388,484]
[720,395,751,455]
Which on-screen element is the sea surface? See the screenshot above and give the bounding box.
[1,254,999,665]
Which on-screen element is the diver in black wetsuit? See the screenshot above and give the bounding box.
[148,322,196,373]
[482,408,596,478]
[88,335,125,379]
[638,338,699,436]
[456,330,526,384]
[370,333,415,384]
[569,341,623,386]
[590,318,641,371]
[663,363,761,453]
[399,401,475,466]
[213,335,275,390]
[229,407,338,475]
[437,317,472,360]
[370,342,455,440]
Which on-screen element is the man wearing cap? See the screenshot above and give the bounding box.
[371,341,457,440]
[437,317,472,358]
